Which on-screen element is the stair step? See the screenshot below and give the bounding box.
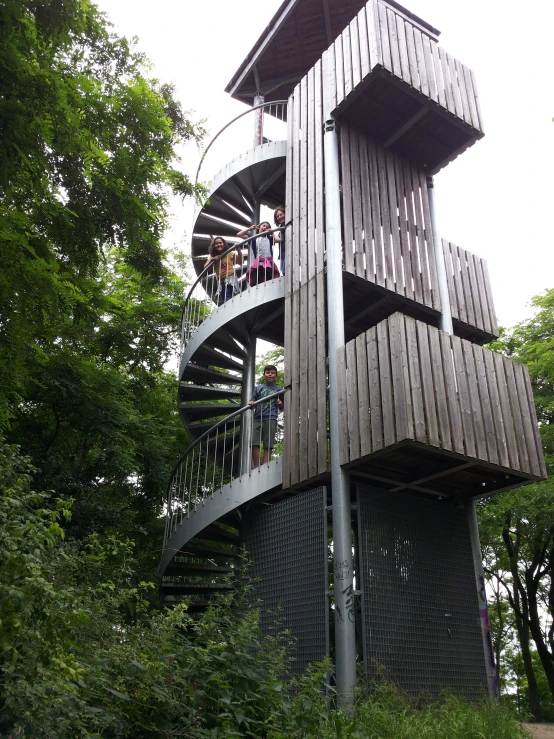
[200,522,240,544]
[209,329,246,358]
[179,385,242,402]
[183,542,239,559]
[181,403,240,421]
[202,194,251,225]
[217,180,254,215]
[162,581,233,595]
[195,212,243,238]
[164,561,234,576]
[190,345,244,374]
[181,365,243,386]
[186,419,241,435]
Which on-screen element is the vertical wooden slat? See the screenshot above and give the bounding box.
[377,1,392,72]
[430,40,446,109]
[412,168,433,310]
[458,245,475,328]
[396,15,410,85]
[462,339,487,461]
[405,22,420,91]
[291,87,301,294]
[473,344,499,465]
[367,326,383,451]
[440,331,464,455]
[282,388,291,488]
[513,361,541,478]
[377,145,394,292]
[358,6,370,78]
[314,60,325,276]
[299,296,308,481]
[447,52,464,120]
[466,250,484,333]
[350,16,362,90]
[522,364,547,478]
[473,254,492,336]
[308,276,318,479]
[369,138,385,288]
[356,332,371,457]
[317,274,328,474]
[386,7,402,78]
[494,352,520,470]
[480,258,497,336]
[389,313,413,441]
[341,124,354,274]
[412,28,429,97]
[290,289,301,484]
[350,128,365,279]
[428,326,452,450]
[483,349,509,469]
[422,34,438,103]
[377,319,395,446]
[454,58,472,126]
[405,317,426,443]
[470,68,485,133]
[416,321,440,447]
[299,75,308,286]
[395,155,412,300]
[337,346,349,465]
[451,335,476,458]
[418,168,441,311]
[343,24,353,98]
[366,0,382,69]
[359,133,374,282]
[442,240,458,321]
[438,47,456,115]
[346,339,361,460]
[386,151,404,296]
[335,34,345,107]
[403,159,422,305]
[462,64,480,131]
[306,68,316,284]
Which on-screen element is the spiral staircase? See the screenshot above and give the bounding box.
[160,134,288,610]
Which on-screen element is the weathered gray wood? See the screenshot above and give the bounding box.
[473,343,498,465]
[458,244,475,327]
[377,319,395,446]
[438,46,456,115]
[474,253,492,336]
[378,1,393,73]
[462,63,480,131]
[390,313,414,440]
[470,68,484,133]
[290,288,301,484]
[481,258,498,335]
[350,16,362,90]
[337,346,349,465]
[522,364,547,478]
[386,151,404,296]
[451,243,468,324]
[483,349,509,468]
[396,14,410,85]
[307,275,318,479]
[306,68,316,284]
[395,156,413,301]
[350,128,365,279]
[513,361,541,478]
[356,332,371,456]
[403,159,423,305]
[405,21,420,91]
[282,387,291,488]
[440,331,464,455]
[428,325,452,450]
[431,39,446,109]
[422,34,438,103]
[316,272,327,474]
[343,24,353,98]
[367,326,384,451]
[451,334,476,458]
[291,87,301,293]
[466,250,484,333]
[447,51,464,120]
[358,6,370,78]
[412,168,433,310]
[387,7,402,79]
[341,125,354,274]
[462,338,487,461]
[442,240,458,321]
[359,133,375,282]
[366,0,382,69]
[416,321,440,447]
[494,351,520,470]
[377,144,394,293]
[412,27,429,97]
[335,33,345,106]
[346,339,361,459]
[418,168,441,311]
[454,57,472,126]
[368,138,386,288]
[405,316,426,442]
[284,89,294,301]
[314,60,325,275]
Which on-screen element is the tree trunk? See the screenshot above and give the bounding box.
[526,572,554,701]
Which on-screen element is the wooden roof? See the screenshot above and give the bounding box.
[226,0,440,103]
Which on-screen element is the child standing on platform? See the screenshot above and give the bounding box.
[249,365,283,467]
[204,236,242,305]
[273,205,286,276]
[239,221,280,286]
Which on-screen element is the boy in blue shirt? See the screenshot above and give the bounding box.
[249,365,283,467]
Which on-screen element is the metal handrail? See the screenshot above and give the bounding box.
[195,100,288,186]
[181,225,289,351]
[164,389,287,547]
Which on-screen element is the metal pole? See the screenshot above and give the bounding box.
[240,337,256,476]
[253,94,264,148]
[467,499,500,698]
[426,175,453,335]
[428,173,498,698]
[324,114,356,707]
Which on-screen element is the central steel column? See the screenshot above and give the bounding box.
[253,94,264,148]
[324,115,356,706]
[427,174,498,698]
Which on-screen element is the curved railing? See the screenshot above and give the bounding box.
[180,226,288,353]
[163,389,286,547]
[195,101,288,186]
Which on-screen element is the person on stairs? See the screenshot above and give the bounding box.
[204,236,241,305]
[238,221,280,286]
[273,205,286,276]
[249,365,283,468]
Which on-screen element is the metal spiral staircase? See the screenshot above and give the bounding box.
[160,112,288,610]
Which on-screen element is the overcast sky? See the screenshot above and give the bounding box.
[97,0,554,329]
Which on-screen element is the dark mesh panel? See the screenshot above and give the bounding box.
[357,486,487,697]
[242,488,328,676]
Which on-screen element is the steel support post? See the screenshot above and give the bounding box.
[253,94,264,148]
[240,336,257,475]
[467,500,500,698]
[324,115,356,706]
[428,174,498,698]
[426,176,453,335]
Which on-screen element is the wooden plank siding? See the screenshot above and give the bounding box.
[442,239,499,342]
[327,0,483,136]
[340,121,440,313]
[338,313,546,485]
[283,64,329,488]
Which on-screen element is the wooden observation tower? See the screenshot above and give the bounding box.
[160,0,546,702]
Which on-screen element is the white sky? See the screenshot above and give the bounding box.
[97,0,554,329]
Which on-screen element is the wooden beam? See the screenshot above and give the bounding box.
[322,0,333,45]
[345,296,389,329]
[384,106,429,148]
[390,461,474,492]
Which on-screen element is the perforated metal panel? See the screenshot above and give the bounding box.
[357,486,487,697]
[242,488,328,675]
